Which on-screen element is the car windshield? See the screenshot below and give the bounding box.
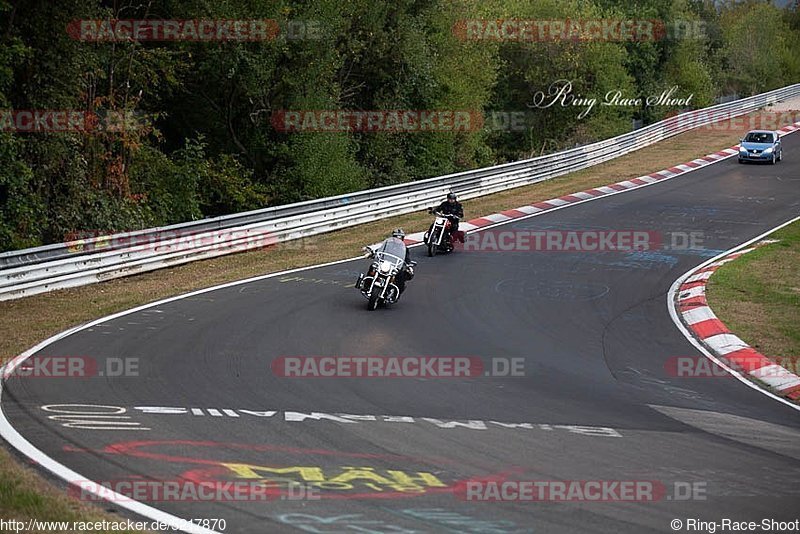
[744,132,774,143]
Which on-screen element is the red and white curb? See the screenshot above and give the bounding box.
[675,241,800,401]
[401,121,800,245]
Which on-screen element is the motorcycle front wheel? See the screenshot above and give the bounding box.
[367,291,380,310]
[428,228,440,257]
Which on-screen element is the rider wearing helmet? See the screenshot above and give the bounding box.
[435,192,464,241]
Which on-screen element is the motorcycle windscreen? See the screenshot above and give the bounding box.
[376,237,407,265]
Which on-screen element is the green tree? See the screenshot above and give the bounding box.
[719,1,799,95]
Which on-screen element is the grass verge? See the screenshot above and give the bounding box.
[1,107,799,530]
[0,458,152,533]
[706,219,800,372]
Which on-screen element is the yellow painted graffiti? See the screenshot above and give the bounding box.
[220,463,447,493]
[278,276,356,288]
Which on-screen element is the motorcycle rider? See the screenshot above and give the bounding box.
[433,192,464,242]
[361,229,414,296]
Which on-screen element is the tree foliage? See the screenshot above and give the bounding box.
[1,0,798,250]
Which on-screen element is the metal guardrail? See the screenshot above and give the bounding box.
[2,84,798,300]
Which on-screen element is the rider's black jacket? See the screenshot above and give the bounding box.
[436,200,464,218]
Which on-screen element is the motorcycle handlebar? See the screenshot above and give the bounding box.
[432,211,460,219]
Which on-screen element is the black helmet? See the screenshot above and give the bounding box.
[447,192,457,200]
[391,228,405,239]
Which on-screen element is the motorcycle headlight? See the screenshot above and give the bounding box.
[378,260,393,274]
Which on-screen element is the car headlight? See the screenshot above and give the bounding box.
[763,147,773,154]
[739,146,747,152]
[378,260,393,274]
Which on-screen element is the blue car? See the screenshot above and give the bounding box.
[738,130,782,164]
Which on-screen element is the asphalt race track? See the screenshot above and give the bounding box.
[3,134,800,533]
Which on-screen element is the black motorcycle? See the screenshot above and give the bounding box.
[423,210,460,257]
